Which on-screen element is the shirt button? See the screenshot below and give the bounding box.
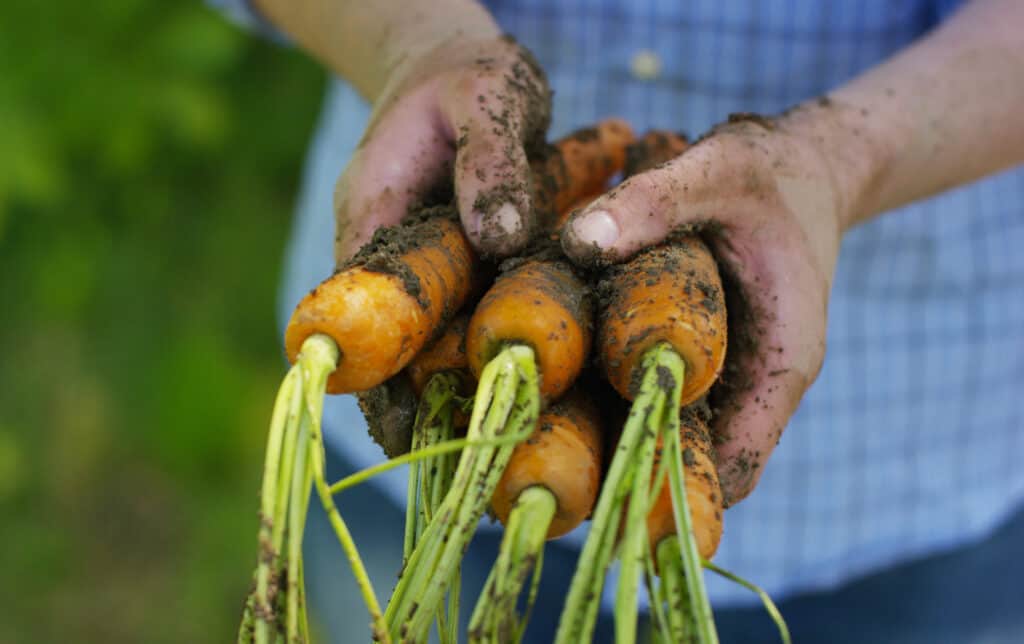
[630,49,662,81]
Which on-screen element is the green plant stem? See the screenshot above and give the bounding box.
[405,349,537,640]
[554,345,673,644]
[703,560,791,644]
[386,345,538,642]
[468,485,557,643]
[614,387,665,644]
[285,417,312,642]
[662,354,718,644]
[328,434,524,496]
[253,365,300,644]
[295,335,390,643]
[656,537,691,642]
[238,588,256,643]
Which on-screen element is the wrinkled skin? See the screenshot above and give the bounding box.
[334,36,550,264]
[562,114,846,505]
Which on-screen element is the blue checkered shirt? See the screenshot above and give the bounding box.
[213,0,1024,606]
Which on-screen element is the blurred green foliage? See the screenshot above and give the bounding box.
[0,2,325,641]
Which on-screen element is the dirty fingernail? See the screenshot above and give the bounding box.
[491,202,522,236]
[570,210,619,248]
[476,202,522,239]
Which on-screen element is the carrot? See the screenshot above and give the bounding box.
[647,407,723,560]
[406,313,472,395]
[597,238,727,406]
[467,258,593,402]
[491,390,604,538]
[557,131,728,644]
[284,209,476,394]
[533,118,635,229]
[623,129,689,177]
[468,390,603,641]
[597,130,726,406]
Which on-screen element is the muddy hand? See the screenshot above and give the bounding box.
[334,36,551,262]
[562,112,851,505]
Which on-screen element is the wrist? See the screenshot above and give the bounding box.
[775,97,898,232]
[367,7,502,102]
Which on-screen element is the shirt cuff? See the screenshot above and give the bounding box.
[207,0,289,44]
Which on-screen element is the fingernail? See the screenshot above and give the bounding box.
[492,202,522,236]
[571,210,619,248]
[475,202,522,239]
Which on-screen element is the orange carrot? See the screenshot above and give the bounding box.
[406,313,472,395]
[490,390,604,539]
[597,131,727,406]
[284,211,476,394]
[623,130,689,177]
[534,118,635,229]
[647,407,723,560]
[469,389,604,639]
[467,258,592,401]
[597,239,727,406]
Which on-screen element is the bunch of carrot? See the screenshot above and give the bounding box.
[237,120,789,644]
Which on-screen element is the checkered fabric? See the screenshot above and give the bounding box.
[211,0,1024,606]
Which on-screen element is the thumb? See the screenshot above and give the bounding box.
[561,140,745,264]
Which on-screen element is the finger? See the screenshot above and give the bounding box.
[334,95,455,262]
[708,238,827,505]
[561,139,760,264]
[440,61,548,257]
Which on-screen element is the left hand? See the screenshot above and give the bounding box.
[561,110,854,504]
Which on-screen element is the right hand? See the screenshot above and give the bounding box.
[333,36,551,263]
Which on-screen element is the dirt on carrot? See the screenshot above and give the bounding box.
[357,373,418,458]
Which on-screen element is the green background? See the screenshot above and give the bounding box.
[0,2,326,641]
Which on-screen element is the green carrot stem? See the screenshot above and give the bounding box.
[328,434,525,496]
[402,371,460,565]
[468,485,557,642]
[253,366,300,644]
[384,354,513,627]
[656,537,691,642]
[659,348,718,644]
[285,417,312,642]
[238,588,256,644]
[555,345,672,643]
[643,550,668,642]
[702,560,791,644]
[292,335,388,643]
[614,387,665,644]
[401,348,538,640]
[387,345,538,642]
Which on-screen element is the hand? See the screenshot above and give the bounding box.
[333,36,550,263]
[562,110,853,504]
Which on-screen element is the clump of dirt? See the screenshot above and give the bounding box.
[343,205,460,310]
[357,372,418,458]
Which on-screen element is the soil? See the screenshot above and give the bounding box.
[344,205,461,310]
[357,372,418,458]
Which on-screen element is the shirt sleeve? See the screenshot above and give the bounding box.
[207,0,289,43]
